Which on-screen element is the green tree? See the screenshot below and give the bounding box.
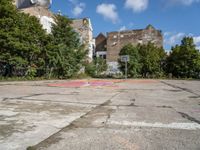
[138,42,166,77]
[0,0,48,77]
[45,15,87,78]
[85,57,107,77]
[166,37,200,78]
[119,44,140,77]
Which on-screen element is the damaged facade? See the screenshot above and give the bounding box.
[13,0,95,60]
[71,18,95,61]
[95,25,163,73]
[14,0,54,33]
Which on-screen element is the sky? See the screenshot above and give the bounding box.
[50,0,200,51]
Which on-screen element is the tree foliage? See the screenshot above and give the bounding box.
[1,1,200,79]
[138,42,166,77]
[85,58,107,77]
[119,43,166,78]
[166,37,200,78]
[45,15,87,78]
[0,0,87,78]
[0,0,47,74]
[119,44,140,77]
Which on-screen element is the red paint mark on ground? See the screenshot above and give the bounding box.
[89,80,114,86]
[48,79,157,88]
[48,80,116,88]
[48,81,85,88]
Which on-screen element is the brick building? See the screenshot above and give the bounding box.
[105,25,163,72]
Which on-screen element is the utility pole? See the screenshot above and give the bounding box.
[125,60,127,79]
[120,55,129,80]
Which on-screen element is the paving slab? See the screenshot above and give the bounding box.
[0,79,199,150]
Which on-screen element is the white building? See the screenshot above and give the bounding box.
[14,0,95,60]
[14,0,54,33]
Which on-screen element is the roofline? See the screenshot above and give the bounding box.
[70,17,90,20]
[107,25,161,34]
[96,32,106,38]
[107,29,144,34]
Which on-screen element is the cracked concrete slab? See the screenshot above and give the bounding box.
[0,79,200,150]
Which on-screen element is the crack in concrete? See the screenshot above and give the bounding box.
[156,106,173,108]
[188,96,200,99]
[161,81,200,96]
[2,92,80,102]
[178,112,200,125]
[3,97,180,109]
[26,92,122,150]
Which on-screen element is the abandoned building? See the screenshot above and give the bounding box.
[14,0,54,33]
[13,0,95,61]
[95,25,163,73]
[71,18,95,61]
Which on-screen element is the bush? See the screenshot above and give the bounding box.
[85,58,107,77]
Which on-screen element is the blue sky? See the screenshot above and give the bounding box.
[50,0,200,50]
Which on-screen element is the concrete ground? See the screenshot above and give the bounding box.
[0,79,200,150]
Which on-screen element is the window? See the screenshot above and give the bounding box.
[99,54,106,59]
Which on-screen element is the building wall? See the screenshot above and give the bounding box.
[15,0,52,9]
[14,0,54,33]
[95,33,107,53]
[14,1,94,60]
[71,18,94,61]
[96,51,106,59]
[106,25,163,63]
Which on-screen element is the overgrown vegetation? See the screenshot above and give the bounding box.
[166,37,200,78]
[119,42,166,78]
[0,0,199,80]
[0,0,87,79]
[45,15,87,78]
[119,38,200,79]
[85,58,107,77]
[119,44,141,78]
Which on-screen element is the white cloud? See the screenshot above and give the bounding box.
[72,2,85,16]
[119,26,127,31]
[194,36,200,45]
[168,0,200,6]
[164,32,173,37]
[69,0,85,17]
[164,32,185,45]
[96,3,119,23]
[164,32,200,50]
[194,36,200,50]
[125,0,148,12]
